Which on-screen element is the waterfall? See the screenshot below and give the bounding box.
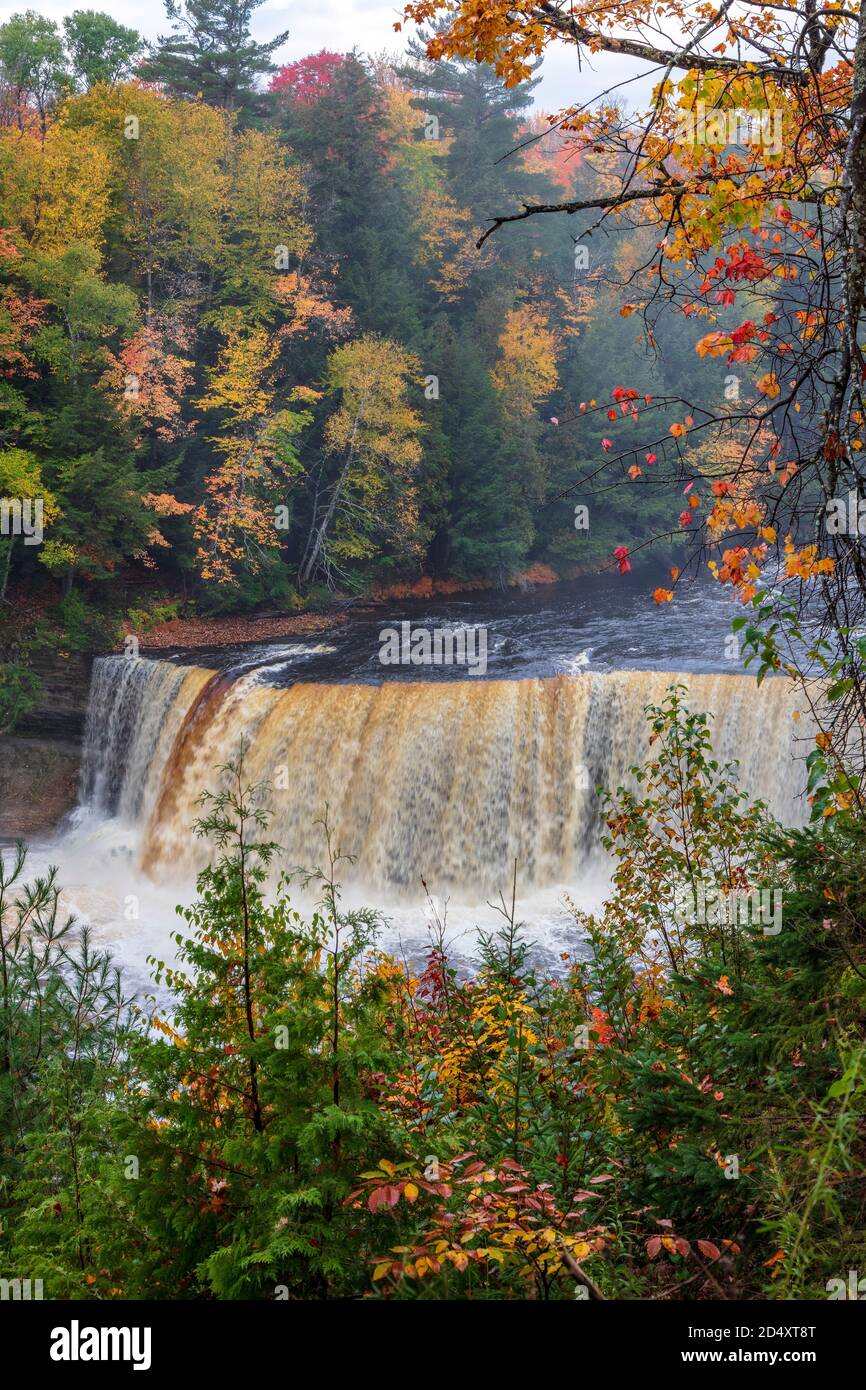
[78,655,808,900]
[79,657,215,824]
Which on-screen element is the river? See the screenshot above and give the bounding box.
[23,573,809,989]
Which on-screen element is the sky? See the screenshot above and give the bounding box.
[0,0,657,114]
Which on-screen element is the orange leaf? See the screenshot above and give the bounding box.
[757,372,781,398]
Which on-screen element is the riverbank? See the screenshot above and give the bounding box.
[132,607,350,651]
[132,566,571,649]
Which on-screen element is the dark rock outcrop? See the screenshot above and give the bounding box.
[0,735,81,837]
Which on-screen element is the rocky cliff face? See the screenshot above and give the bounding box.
[0,650,93,837]
[0,736,81,837]
[15,650,95,740]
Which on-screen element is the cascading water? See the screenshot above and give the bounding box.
[77,655,808,900]
[79,658,214,823]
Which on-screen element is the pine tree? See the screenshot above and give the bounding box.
[441,327,533,580]
[274,53,423,343]
[141,0,287,117]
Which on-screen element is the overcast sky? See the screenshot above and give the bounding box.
[0,0,656,114]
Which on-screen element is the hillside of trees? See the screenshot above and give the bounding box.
[0,2,731,686]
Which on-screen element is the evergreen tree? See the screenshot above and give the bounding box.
[275,52,423,344]
[441,327,533,580]
[399,34,541,226]
[141,0,287,117]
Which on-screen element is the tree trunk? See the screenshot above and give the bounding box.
[298,464,349,586]
[0,539,14,604]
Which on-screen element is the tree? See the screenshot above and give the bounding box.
[270,49,344,105]
[275,53,424,344]
[0,10,69,140]
[0,447,58,601]
[0,114,113,254]
[193,325,312,586]
[398,26,542,228]
[141,0,288,117]
[299,335,425,587]
[125,759,391,1299]
[439,326,533,579]
[0,662,39,733]
[491,303,559,420]
[62,11,142,90]
[24,243,137,383]
[401,1,866,795]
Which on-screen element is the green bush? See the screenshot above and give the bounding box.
[0,660,41,733]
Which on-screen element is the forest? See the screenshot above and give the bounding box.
[1,0,866,1319]
[0,1,729,699]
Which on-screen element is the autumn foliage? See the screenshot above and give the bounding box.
[4,689,864,1300]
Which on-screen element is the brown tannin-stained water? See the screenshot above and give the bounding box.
[35,577,811,990]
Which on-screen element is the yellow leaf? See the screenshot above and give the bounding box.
[756,372,781,398]
[695,332,733,359]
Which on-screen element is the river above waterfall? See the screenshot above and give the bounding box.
[24,574,811,994]
[157,568,753,683]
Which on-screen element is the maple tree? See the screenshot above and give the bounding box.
[269,49,345,105]
[194,325,312,584]
[400,0,866,802]
[491,302,560,418]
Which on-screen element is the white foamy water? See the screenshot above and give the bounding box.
[22,654,811,995]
